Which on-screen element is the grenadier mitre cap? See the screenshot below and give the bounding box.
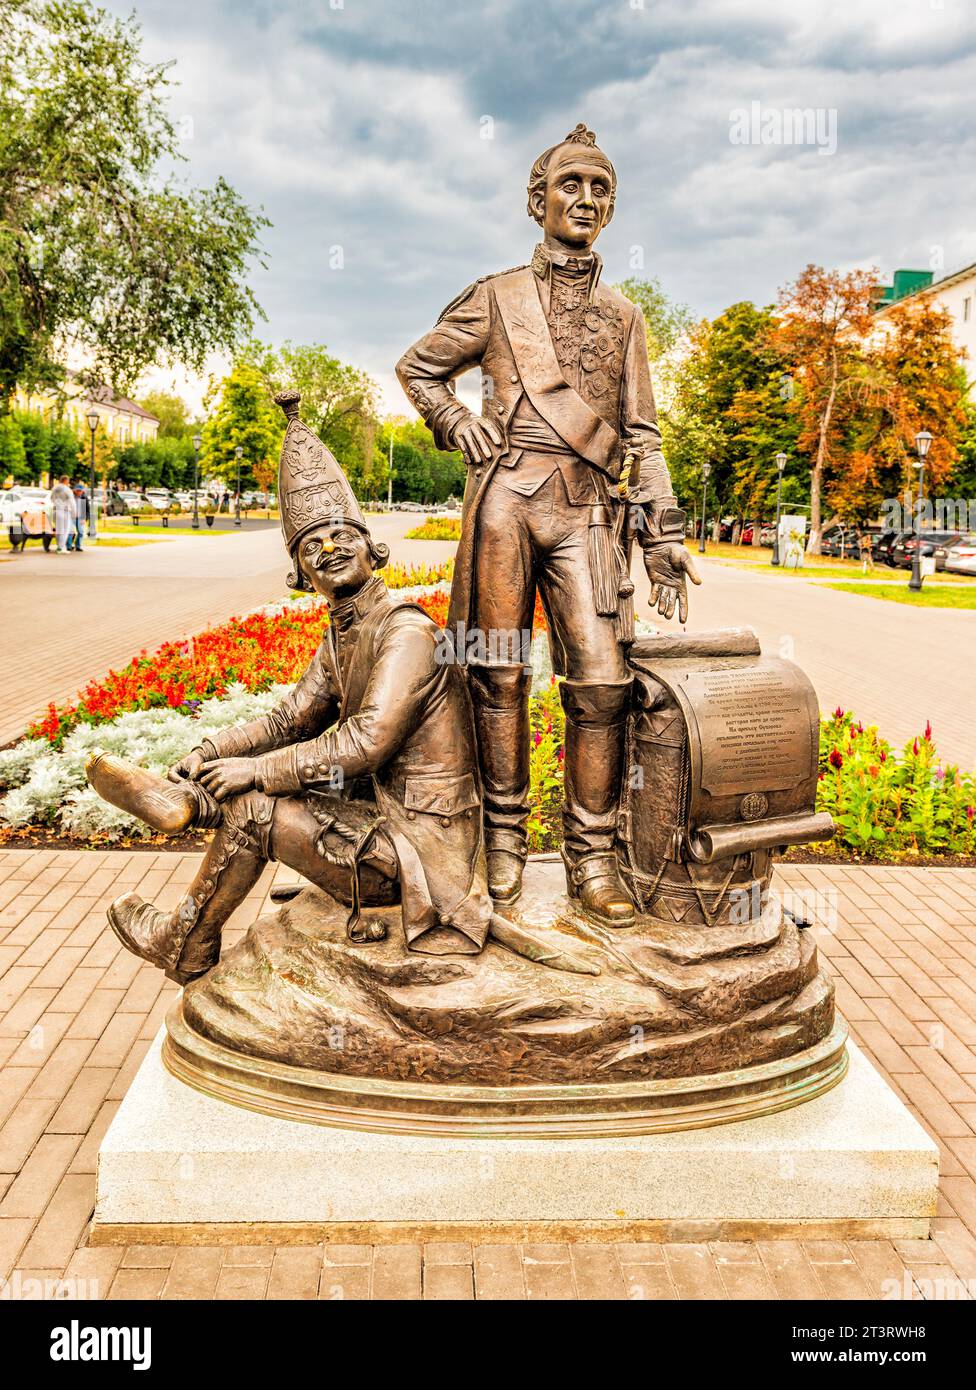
[274,390,366,554]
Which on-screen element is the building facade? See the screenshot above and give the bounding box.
[874,263,976,379]
[14,373,160,445]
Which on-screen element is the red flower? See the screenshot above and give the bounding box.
[912,738,920,756]
[967,806,975,822]
[829,748,843,770]
[868,765,880,778]
[924,720,932,742]
[833,706,845,719]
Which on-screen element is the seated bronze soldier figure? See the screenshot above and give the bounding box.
[91,392,492,983]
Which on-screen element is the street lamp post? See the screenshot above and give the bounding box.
[908,430,933,592]
[698,461,711,555]
[234,446,243,527]
[387,428,394,509]
[191,433,202,530]
[85,408,100,542]
[771,451,788,566]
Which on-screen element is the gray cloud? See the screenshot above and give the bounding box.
[111,0,976,410]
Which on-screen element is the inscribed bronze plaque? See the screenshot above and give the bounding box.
[679,658,815,797]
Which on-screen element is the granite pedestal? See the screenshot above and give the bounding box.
[92,1030,938,1245]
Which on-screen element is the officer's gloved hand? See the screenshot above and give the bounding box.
[643,542,701,623]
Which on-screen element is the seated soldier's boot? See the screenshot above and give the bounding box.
[108,825,263,984]
[86,753,221,836]
[562,848,636,928]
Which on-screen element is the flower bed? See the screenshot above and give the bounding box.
[4,565,972,860]
[405,517,463,541]
[27,570,459,749]
[816,709,976,857]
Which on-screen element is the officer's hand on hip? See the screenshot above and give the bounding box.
[644,543,702,624]
[454,417,502,465]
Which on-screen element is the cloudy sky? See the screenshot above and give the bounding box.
[118,0,976,413]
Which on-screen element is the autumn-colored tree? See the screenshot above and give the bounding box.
[772,265,878,552]
[252,455,277,503]
[827,296,967,524]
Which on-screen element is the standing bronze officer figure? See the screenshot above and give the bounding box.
[397,124,700,925]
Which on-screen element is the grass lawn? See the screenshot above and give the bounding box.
[0,532,168,552]
[691,542,972,585]
[824,581,976,608]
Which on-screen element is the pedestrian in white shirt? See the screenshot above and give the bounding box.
[50,475,76,553]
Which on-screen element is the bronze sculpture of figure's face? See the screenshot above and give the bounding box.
[297,523,374,603]
[535,156,613,252]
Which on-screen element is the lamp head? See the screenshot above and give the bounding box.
[192,433,202,452]
[776,452,788,472]
[85,409,99,433]
[915,430,933,460]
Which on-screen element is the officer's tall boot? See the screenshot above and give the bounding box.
[560,677,636,927]
[467,662,532,904]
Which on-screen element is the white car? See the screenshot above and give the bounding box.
[144,490,172,511]
[172,492,192,510]
[944,534,976,576]
[0,486,51,526]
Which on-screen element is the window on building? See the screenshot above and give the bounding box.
[965,297,972,323]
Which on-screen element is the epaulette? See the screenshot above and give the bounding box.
[435,264,529,324]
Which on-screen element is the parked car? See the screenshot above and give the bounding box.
[820,527,860,560]
[2,486,55,550]
[0,486,50,527]
[943,534,976,576]
[870,528,900,562]
[891,531,961,571]
[759,524,777,546]
[144,489,172,512]
[875,529,908,566]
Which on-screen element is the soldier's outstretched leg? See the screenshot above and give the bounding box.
[103,768,401,980]
[559,677,636,927]
[467,662,532,904]
[108,796,268,985]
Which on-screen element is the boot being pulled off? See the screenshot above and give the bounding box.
[86,753,221,835]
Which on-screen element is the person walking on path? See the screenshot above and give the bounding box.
[67,481,89,552]
[50,475,76,553]
[859,529,875,574]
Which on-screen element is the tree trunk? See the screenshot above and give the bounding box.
[808,351,838,556]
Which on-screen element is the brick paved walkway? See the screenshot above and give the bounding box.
[2,849,976,1300]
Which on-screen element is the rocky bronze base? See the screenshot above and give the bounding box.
[168,859,840,1132]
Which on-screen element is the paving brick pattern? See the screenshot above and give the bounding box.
[2,848,976,1299]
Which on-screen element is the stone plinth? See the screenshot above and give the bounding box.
[93,1032,938,1244]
